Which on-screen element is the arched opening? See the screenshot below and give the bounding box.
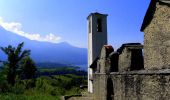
[97,18,102,32]
[107,78,114,100]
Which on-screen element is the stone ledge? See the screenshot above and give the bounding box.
[61,95,82,100]
[94,69,170,75]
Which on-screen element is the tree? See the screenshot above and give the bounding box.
[21,56,37,79]
[1,42,30,86]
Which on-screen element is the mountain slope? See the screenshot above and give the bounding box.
[0,26,87,65]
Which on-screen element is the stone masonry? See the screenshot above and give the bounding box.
[90,0,170,100]
[141,0,170,70]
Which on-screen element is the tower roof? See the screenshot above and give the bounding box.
[87,12,108,19]
[140,0,170,31]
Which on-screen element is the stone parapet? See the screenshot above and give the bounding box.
[93,70,170,100]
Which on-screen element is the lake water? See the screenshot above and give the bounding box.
[75,64,87,71]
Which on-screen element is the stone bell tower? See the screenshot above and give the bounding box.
[87,12,108,93]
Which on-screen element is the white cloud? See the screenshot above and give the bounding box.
[0,17,61,43]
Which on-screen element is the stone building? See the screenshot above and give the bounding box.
[141,0,170,70]
[88,0,170,100]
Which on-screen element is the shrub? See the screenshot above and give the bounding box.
[50,87,65,96]
[11,82,26,94]
[35,76,54,94]
[0,70,10,93]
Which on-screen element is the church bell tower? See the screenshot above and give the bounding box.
[87,12,108,93]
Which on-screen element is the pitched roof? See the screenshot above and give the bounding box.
[140,0,170,31]
[117,43,142,54]
[103,45,114,56]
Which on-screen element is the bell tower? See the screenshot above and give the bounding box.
[87,12,108,93]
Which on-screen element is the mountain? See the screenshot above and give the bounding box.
[0,26,87,65]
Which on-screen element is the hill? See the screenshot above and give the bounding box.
[0,26,87,65]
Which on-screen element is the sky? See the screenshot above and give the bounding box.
[0,0,150,49]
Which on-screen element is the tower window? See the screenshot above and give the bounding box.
[97,18,102,32]
[89,20,91,33]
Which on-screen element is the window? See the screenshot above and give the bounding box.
[130,49,144,71]
[97,18,102,32]
[89,20,91,33]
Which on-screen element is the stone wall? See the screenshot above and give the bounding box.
[92,43,170,100]
[93,70,170,100]
[144,2,170,70]
[93,74,108,100]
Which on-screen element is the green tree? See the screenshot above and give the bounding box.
[21,56,37,79]
[1,42,30,86]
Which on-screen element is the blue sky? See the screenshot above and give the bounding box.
[0,0,150,49]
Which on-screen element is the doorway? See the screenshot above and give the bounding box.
[107,78,114,100]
